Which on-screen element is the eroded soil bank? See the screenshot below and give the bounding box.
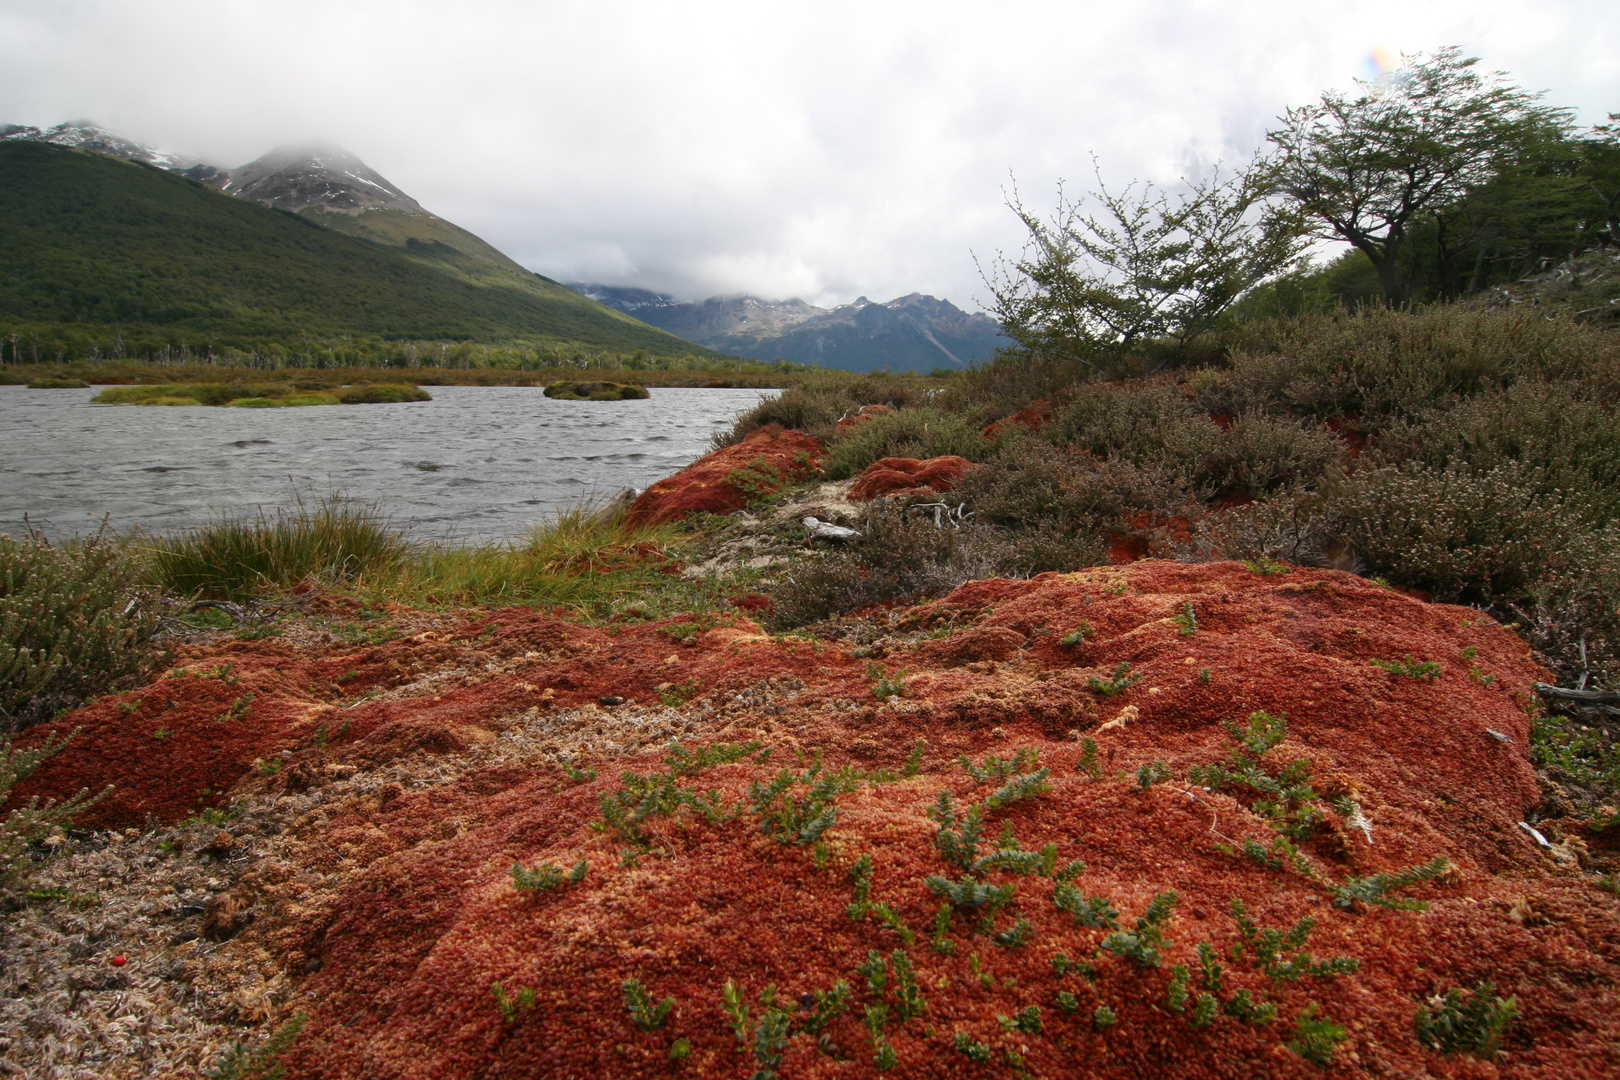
[8,561,1619,1078]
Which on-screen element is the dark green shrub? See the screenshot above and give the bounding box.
[1335,462,1571,602]
[148,496,411,601]
[1208,306,1614,427]
[718,374,931,446]
[1374,383,1620,525]
[820,407,992,480]
[1,532,160,728]
[953,439,1185,571]
[765,503,1013,628]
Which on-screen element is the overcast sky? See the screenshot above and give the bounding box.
[2,0,1615,310]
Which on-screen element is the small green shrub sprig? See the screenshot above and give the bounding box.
[1088,662,1141,696]
[1077,736,1101,778]
[983,768,1051,810]
[1245,555,1292,576]
[960,747,1039,783]
[1224,989,1278,1025]
[903,739,926,777]
[1191,711,1326,845]
[1100,890,1177,968]
[1052,882,1121,929]
[560,760,596,783]
[931,902,957,955]
[1136,760,1171,789]
[929,792,983,869]
[595,740,758,852]
[954,1032,992,1062]
[1229,900,1359,980]
[800,979,852,1035]
[748,757,860,845]
[510,859,587,893]
[721,981,791,1080]
[993,919,1034,948]
[1093,1004,1118,1029]
[1332,857,1450,911]
[848,853,874,920]
[1166,964,1190,1012]
[1371,655,1442,680]
[623,978,674,1031]
[493,983,537,1024]
[999,1005,1043,1033]
[1173,602,1198,636]
[1414,981,1519,1059]
[2,728,105,889]
[1060,623,1094,647]
[203,1014,306,1080]
[927,873,1016,915]
[1289,1002,1348,1066]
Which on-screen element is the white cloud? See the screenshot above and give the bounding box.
[2,0,1615,309]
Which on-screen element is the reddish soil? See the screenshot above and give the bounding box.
[627,425,824,525]
[12,561,1618,1078]
[848,456,977,502]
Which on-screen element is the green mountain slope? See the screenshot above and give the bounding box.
[0,142,705,353]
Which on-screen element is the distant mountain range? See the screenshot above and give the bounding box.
[2,121,1007,370]
[569,285,1010,373]
[0,123,704,355]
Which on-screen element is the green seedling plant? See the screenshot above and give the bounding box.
[1332,857,1450,911]
[1245,556,1292,576]
[1289,1002,1348,1066]
[993,919,1034,948]
[984,768,1051,810]
[1077,736,1101,778]
[510,859,587,893]
[560,760,596,783]
[848,853,874,920]
[1101,891,1177,968]
[866,661,907,701]
[872,902,915,946]
[1224,989,1278,1025]
[1414,981,1519,1060]
[203,1014,306,1080]
[954,1033,991,1063]
[659,677,703,707]
[960,748,1039,783]
[493,983,537,1024]
[931,902,957,955]
[623,978,674,1031]
[999,1005,1042,1034]
[721,981,791,1080]
[1059,623,1094,647]
[1166,963,1190,1012]
[1229,900,1359,981]
[1190,712,1326,844]
[1136,760,1171,789]
[1093,1004,1118,1029]
[1088,662,1141,696]
[1055,990,1080,1015]
[903,739,926,777]
[1173,602,1197,636]
[215,692,255,723]
[800,979,851,1035]
[748,760,860,845]
[595,741,758,852]
[1371,655,1442,680]
[1052,882,1121,929]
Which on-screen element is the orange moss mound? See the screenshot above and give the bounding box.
[13,562,1620,1078]
[848,455,976,502]
[627,425,824,525]
[982,399,1053,440]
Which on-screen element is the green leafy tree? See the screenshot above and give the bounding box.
[1266,47,1571,305]
[985,157,1305,360]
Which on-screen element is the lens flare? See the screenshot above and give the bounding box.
[1359,47,1396,82]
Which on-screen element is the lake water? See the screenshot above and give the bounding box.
[0,384,777,542]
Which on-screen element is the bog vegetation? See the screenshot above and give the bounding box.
[2,48,1617,893]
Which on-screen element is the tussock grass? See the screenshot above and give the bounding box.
[146,496,411,601]
[377,508,681,610]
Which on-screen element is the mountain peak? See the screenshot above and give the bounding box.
[224,145,422,215]
[0,121,207,173]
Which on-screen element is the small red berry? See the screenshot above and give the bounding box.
[109,955,127,967]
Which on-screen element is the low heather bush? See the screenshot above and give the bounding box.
[767,503,1013,628]
[717,375,930,447]
[1,532,160,729]
[820,407,992,481]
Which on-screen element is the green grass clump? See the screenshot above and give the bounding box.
[543,381,650,401]
[147,496,410,601]
[820,406,992,480]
